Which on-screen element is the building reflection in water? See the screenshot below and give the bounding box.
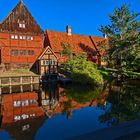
[0,83,108,140]
[0,85,47,140]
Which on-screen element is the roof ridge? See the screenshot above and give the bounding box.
[46,29,105,39]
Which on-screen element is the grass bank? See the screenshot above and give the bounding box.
[0,68,37,77]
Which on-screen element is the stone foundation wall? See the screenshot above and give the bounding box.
[0,63,33,71]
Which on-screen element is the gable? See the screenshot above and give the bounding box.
[38,46,58,60]
[0,1,43,35]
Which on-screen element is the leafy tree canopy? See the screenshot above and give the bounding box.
[100,4,140,72]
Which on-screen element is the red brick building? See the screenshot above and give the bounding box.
[0,1,44,69]
[0,1,108,73]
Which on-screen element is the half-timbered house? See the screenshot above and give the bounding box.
[37,46,58,75]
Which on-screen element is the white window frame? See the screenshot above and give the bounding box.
[22,24,25,28]
[27,36,31,40]
[20,36,23,40]
[11,35,14,39]
[23,36,26,40]
[19,23,26,28]
[31,36,33,40]
[19,23,22,28]
[15,35,18,39]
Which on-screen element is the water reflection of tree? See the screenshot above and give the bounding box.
[38,83,106,120]
[65,85,103,103]
[99,80,140,126]
[60,85,104,119]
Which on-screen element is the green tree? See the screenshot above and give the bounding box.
[61,43,73,59]
[100,4,140,72]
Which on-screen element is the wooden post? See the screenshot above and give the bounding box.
[30,76,33,91]
[0,78,1,95]
[30,84,33,92]
[20,85,23,93]
[9,77,12,93]
[20,76,23,92]
[30,76,33,84]
[20,76,23,85]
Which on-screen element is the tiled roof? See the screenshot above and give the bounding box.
[0,1,43,35]
[46,30,107,56]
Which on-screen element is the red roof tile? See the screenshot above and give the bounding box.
[46,30,107,56]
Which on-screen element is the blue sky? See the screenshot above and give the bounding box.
[0,0,140,36]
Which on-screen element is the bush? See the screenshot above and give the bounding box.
[62,55,104,86]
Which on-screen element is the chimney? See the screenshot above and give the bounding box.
[103,33,108,39]
[66,25,72,36]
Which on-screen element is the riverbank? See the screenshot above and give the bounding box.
[99,67,140,80]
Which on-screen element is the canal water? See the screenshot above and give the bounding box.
[0,80,140,140]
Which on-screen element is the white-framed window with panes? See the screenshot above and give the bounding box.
[19,23,25,28]
[11,35,18,39]
[11,35,14,39]
[19,36,23,40]
[23,36,26,40]
[27,36,33,40]
[11,35,33,40]
[15,35,18,39]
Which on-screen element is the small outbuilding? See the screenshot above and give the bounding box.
[37,46,58,75]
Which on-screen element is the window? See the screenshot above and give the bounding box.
[19,23,22,28]
[11,35,14,39]
[15,50,18,55]
[31,37,33,40]
[31,50,34,55]
[11,50,15,55]
[20,50,23,55]
[15,35,18,39]
[23,36,26,40]
[22,24,25,28]
[27,36,33,40]
[13,101,21,107]
[27,36,31,40]
[28,50,31,55]
[20,36,23,40]
[45,60,49,65]
[19,23,25,28]
[23,50,26,55]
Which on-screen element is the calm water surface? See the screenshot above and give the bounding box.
[0,80,140,140]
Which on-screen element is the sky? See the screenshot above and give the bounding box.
[0,0,140,36]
